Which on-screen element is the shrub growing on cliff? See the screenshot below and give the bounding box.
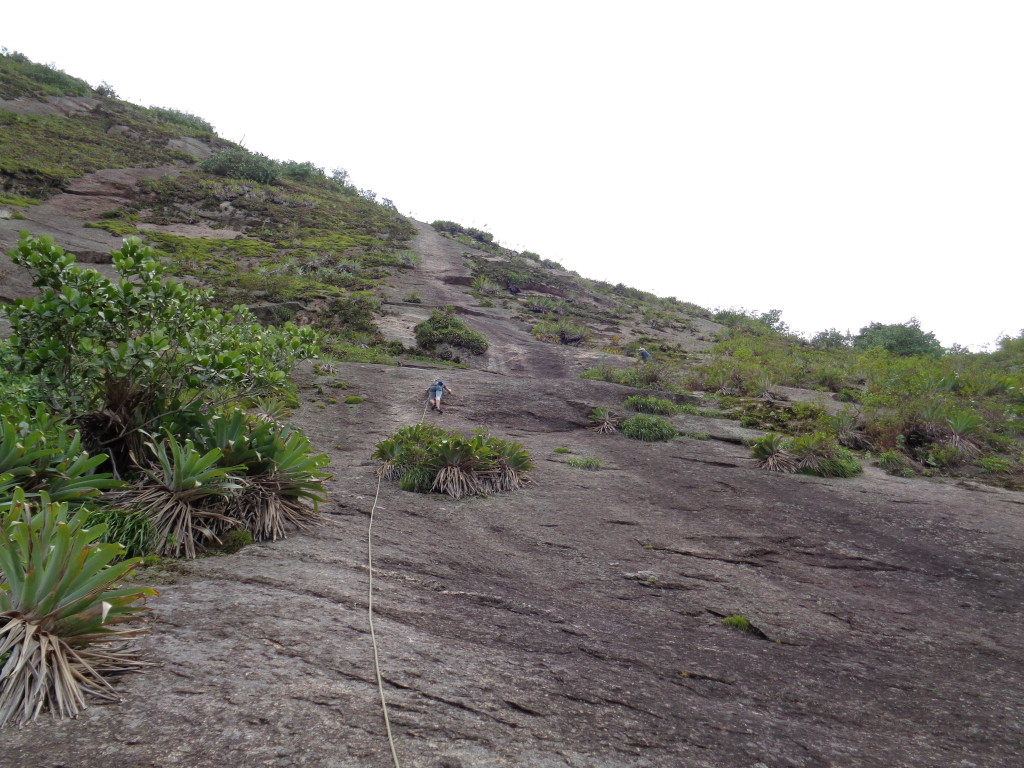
[200,147,280,184]
[789,433,862,478]
[414,307,489,355]
[372,426,532,499]
[2,234,317,470]
[623,395,677,415]
[621,415,677,442]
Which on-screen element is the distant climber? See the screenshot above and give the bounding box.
[638,347,653,363]
[426,379,453,413]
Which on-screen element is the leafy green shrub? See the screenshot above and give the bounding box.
[0,489,156,727]
[3,235,317,467]
[327,291,381,335]
[431,220,494,244]
[344,396,364,404]
[200,148,280,184]
[414,307,489,355]
[674,403,724,418]
[623,395,677,415]
[373,426,532,499]
[737,401,825,434]
[621,415,677,442]
[926,444,965,469]
[147,106,215,134]
[567,457,602,470]
[280,160,324,181]
[553,446,572,454]
[854,318,943,358]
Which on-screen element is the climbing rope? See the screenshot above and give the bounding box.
[364,384,436,767]
[367,472,402,768]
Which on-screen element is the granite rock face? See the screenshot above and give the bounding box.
[1,188,1022,768]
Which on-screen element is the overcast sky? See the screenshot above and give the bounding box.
[5,2,1022,349]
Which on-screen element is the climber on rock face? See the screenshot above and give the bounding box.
[425,379,453,414]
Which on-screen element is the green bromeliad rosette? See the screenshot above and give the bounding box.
[0,488,156,728]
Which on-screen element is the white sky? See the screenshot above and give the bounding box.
[5,1,1022,349]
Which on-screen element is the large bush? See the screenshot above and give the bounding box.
[853,318,943,358]
[414,307,489,355]
[2,234,317,466]
[200,147,280,184]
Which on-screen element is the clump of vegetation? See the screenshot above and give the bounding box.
[3,235,317,466]
[623,395,677,415]
[853,318,943,358]
[750,432,860,478]
[431,220,495,245]
[147,106,215,134]
[567,457,602,470]
[218,528,254,554]
[200,147,281,184]
[344,396,365,404]
[414,306,489,355]
[0,50,93,97]
[621,415,678,442]
[789,433,863,478]
[588,407,620,434]
[750,433,799,473]
[553,446,573,454]
[876,449,910,474]
[581,361,680,392]
[532,318,590,345]
[720,614,769,639]
[0,489,156,727]
[83,504,156,559]
[0,236,329,559]
[372,425,532,499]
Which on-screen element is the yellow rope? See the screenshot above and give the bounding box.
[367,472,401,768]
[364,384,433,767]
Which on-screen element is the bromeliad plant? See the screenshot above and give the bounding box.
[0,489,156,728]
[750,433,799,473]
[223,428,329,542]
[589,407,620,434]
[120,435,242,559]
[372,426,532,499]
